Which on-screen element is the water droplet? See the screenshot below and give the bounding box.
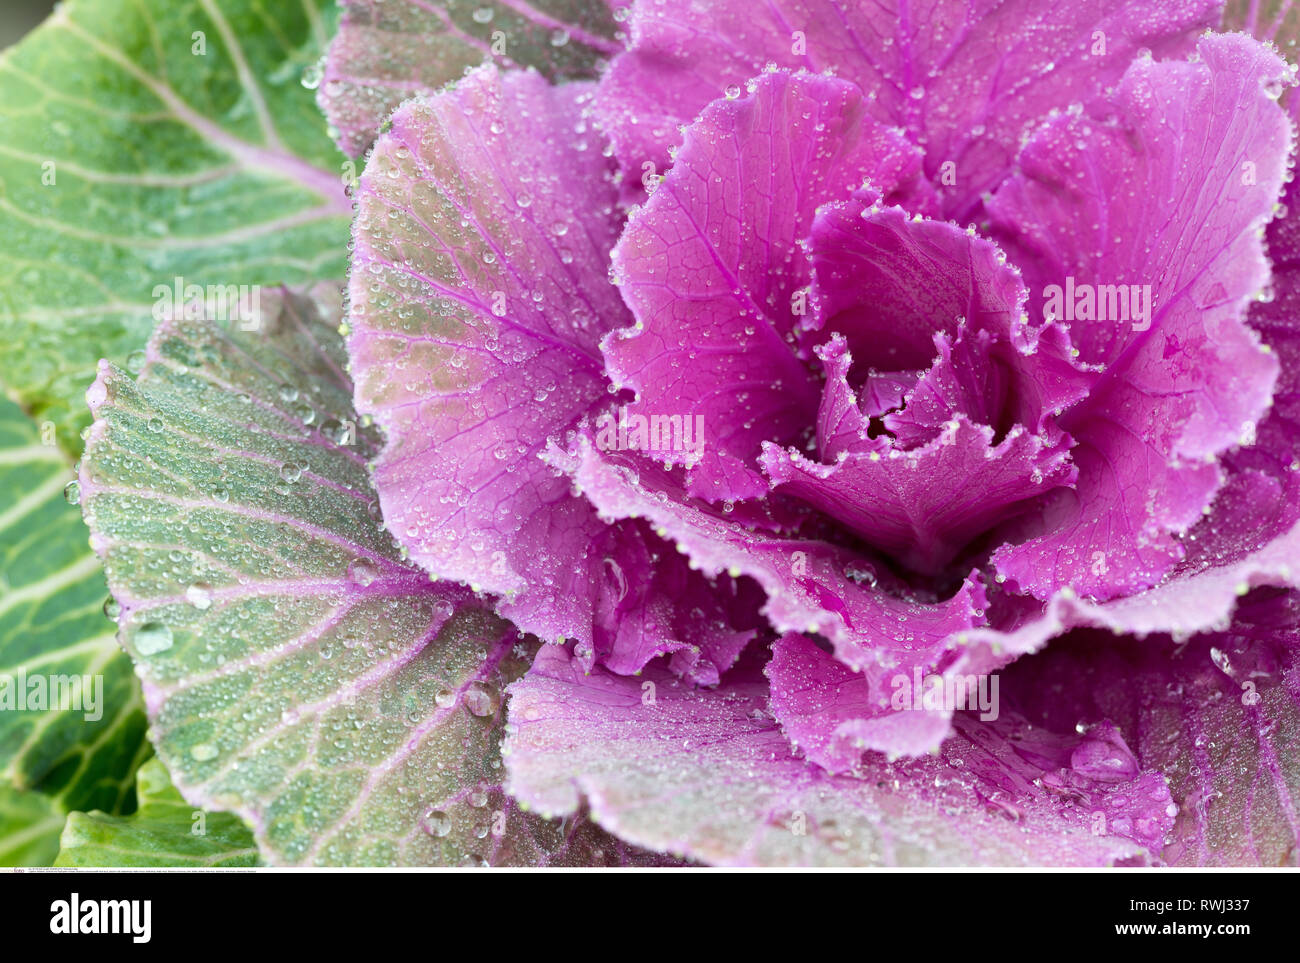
[62,480,81,505]
[185,583,213,611]
[347,558,377,587]
[102,597,120,619]
[320,418,351,445]
[301,61,323,90]
[463,682,499,717]
[133,621,174,655]
[422,808,452,836]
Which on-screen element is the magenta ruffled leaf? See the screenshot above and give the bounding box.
[320,0,624,157]
[887,323,1095,452]
[769,198,1093,573]
[348,66,761,680]
[551,431,1008,754]
[762,417,1075,575]
[348,66,632,645]
[808,197,1023,371]
[1185,173,1300,570]
[955,502,1300,676]
[1001,589,1300,865]
[766,632,959,765]
[813,336,885,460]
[503,645,1172,865]
[812,334,917,463]
[603,69,927,502]
[765,634,1175,846]
[808,195,1094,447]
[988,33,1292,601]
[595,0,1219,218]
[583,520,764,685]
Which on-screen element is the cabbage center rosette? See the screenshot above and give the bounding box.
[344,1,1300,866]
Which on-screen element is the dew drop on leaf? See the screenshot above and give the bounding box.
[463,682,500,717]
[133,621,174,655]
[421,809,452,837]
[185,582,213,610]
[346,558,376,587]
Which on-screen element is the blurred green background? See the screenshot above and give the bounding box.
[1,0,55,48]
